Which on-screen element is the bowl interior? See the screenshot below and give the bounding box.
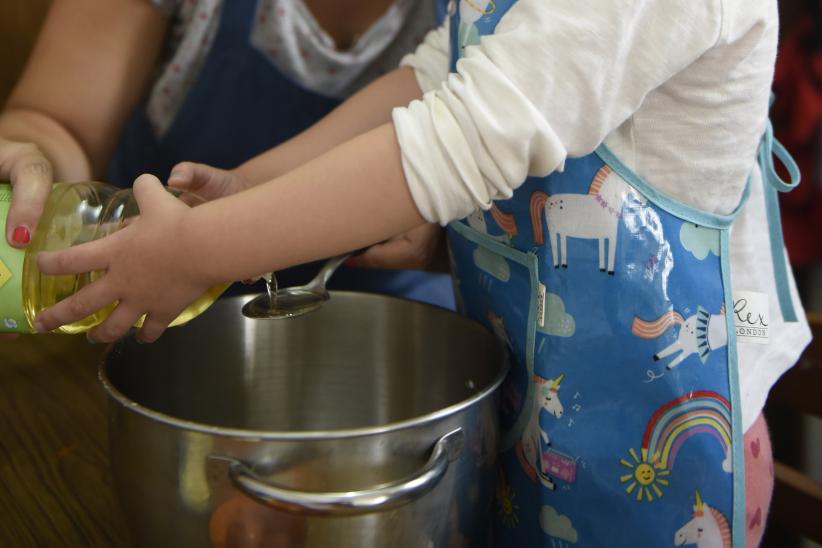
[102,292,507,433]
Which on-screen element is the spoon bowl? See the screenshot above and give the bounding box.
[242,253,351,320]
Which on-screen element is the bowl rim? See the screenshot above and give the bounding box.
[98,293,510,441]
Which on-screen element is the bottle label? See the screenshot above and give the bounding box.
[0,184,31,333]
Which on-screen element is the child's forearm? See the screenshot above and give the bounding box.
[234,67,423,184]
[186,123,425,281]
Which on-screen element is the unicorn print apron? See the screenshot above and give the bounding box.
[444,1,801,546]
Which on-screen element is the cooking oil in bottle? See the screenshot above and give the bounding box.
[0,182,230,334]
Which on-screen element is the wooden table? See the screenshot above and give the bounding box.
[0,335,130,546]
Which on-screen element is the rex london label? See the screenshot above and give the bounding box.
[733,290,769,345]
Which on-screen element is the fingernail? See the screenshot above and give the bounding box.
[86,333,97,345]
[11,225,31,245]
[33,321,46,333]
[169,171,186,181]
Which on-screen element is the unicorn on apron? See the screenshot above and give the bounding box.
[443,1,801,546]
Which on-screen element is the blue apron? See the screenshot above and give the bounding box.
[444,1,801,546]
[107,0,455,309]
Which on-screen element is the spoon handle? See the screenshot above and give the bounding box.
[306,253,353,293]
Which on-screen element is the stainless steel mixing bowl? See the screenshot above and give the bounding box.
[100,292,508,547]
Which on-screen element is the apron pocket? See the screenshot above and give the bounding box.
[447,219,539,452]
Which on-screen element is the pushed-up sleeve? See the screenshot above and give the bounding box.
[400,21,451,94]
[393,0,723,225]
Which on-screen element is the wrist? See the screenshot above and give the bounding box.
[232,163,273,188]
[175,205,222,287]
[179,199,256,285]
[228,166,255,190]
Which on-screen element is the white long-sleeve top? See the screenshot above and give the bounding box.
[393,0,812,432]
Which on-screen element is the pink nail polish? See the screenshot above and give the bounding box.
[11,226,30,245]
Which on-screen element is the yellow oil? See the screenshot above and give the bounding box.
[20,182,228,334]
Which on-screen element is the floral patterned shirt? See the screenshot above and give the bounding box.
[147,0,436,136]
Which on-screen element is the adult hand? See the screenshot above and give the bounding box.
[346,222,443,270]
[167,161,252,202]
[0,137,53,248]
[33,174,213,343]
[0,137,54,339]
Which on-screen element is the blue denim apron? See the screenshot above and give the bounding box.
[444,1,801,546]
[107,0,455,308]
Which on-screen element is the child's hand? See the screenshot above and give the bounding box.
[167,161,251,201]
[33,174,213,343]
[347,222,443,270]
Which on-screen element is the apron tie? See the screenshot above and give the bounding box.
[758,115,801,322]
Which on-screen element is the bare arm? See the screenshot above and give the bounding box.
[234,67,423,183]
[192,124,422,279]
[32,58,435,341]
[1,0,168,243]
[34,123,423,341]
[169,66,438,271]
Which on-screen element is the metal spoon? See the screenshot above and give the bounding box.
[241,253,352,320]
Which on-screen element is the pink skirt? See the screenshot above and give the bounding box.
[744,413,774,547]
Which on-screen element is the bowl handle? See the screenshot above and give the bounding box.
[219,428,464,517]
